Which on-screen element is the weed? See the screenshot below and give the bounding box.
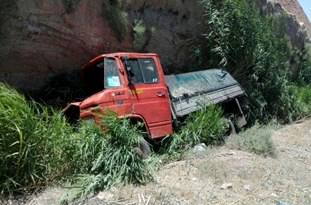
[167,105,228,155]
[226,124,276,157]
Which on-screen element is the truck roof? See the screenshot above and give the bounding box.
[84,52,159,69]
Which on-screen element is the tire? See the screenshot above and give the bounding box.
[136,138,151,159]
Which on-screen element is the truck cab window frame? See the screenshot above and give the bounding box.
[82,58,121,96]
[124,58,159,85]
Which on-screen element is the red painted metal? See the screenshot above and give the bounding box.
[76,53,174,139]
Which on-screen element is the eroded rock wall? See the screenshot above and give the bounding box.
[0,0,310,93]
[0,0,202,92]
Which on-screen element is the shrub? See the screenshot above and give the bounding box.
[290,85,311,117]
[0,84,153,197]
[167,105,228,154]
[192,0,310,122]
[0,83,76,193]
[226,124,276,157]
[62,113,153,202]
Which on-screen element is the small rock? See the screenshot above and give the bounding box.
[192,143,208,157]
[271,193,278,197]
[220,183,233,190]
[243,185,251,191]
[97,191,114,201]
[275,201,294,205]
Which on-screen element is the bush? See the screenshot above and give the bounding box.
[0,83,76,193]
[192,0,310,122]
[62,113,153,202]
[226,124,276,157]
[290,85,311,117]
[167,105,228,154]
[0,84,153,196]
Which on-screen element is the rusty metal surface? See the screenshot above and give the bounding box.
[165,69,245,117]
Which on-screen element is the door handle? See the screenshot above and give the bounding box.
[112,91,124,96]
[156,91,165,97]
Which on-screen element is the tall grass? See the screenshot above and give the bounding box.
[167,105,228,155]
[0,84,153,196]
[226,124,276,157]
[0,83,77,193]
[61,113,153,202]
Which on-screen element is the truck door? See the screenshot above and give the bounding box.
[124,57,173,139]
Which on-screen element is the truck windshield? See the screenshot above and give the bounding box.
[83,58,121,95]
[124,58,159,84]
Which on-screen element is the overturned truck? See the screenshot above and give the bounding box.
[64,52,247,139]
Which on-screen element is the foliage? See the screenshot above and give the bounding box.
[226,124,276,157]
[0,84,152,196]
[289,85,311,117]
[193,0,310,122]
[102,0,128,41]
[0,83,76,193]
[133,20,147,51]
[167,106,228,155]
[61,113,153,202]
[298,43,311,84]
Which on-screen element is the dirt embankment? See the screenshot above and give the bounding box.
[16,119,311,205]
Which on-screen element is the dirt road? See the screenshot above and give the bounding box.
[18,120,311,205]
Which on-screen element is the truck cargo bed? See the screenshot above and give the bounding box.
[165,69,245,117]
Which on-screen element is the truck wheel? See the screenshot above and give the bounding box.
[135,138,151,159]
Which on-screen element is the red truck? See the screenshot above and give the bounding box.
[64,52,246,139]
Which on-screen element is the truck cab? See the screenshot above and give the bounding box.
[64,53,174,139]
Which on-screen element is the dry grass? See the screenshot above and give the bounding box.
[226,124,276,157]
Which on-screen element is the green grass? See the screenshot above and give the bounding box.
[290,85,311,117]
[0,84,153,197]
[166,105,228,155]
[0,83,77,193]
[226,124,276,157]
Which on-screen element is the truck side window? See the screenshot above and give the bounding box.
[127,59,144,84]
[103,58,121,88]
[125,58,159,84]
[140,59,159,83]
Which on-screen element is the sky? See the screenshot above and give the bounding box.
[299,0,311,22]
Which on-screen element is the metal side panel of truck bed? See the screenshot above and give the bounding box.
[165,69,245,117]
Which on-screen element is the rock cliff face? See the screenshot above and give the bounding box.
[0,0,201,92]
[276,0,311,39]
[0,0,310,93]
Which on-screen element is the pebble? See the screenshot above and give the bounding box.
[220,183,233,190]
